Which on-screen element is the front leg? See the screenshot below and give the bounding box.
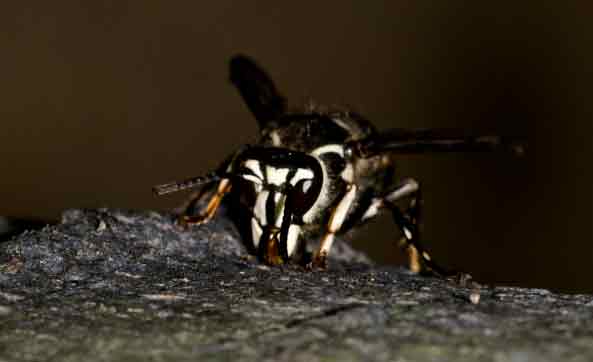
[169,154,237,228]
[310,184,358,269]
[179,178,232,227]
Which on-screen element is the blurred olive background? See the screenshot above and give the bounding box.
[1,2,591,292]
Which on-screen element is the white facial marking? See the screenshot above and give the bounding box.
[254,190,269,225]
[328,185,357,232]
[266,167,290,186]
[244,159,263,180]
[273,193,286,228]
[242,174,262,185]
[300,144,347,224]
[289,168,314,185]
[251,217,262,248]
[300,180,312,193]
[286,224,301,257]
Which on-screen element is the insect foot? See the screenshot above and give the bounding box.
[306,251,329,270]
[177,214,208,229]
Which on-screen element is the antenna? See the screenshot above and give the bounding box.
[152,171,228,196]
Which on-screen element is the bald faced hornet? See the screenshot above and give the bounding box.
[153,55,523,273]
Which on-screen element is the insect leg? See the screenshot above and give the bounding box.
[382,178,451,276]
[167,152,239,227]
[310,184,358,269]
[180,178,232,226]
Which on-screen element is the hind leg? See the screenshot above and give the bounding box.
[360,178,453,276]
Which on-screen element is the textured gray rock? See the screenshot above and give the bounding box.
[1,209,592,362]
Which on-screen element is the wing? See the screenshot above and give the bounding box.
[349,128,526,158]
[229,55,287,129]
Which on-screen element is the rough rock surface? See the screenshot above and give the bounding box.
[0,209,592,362]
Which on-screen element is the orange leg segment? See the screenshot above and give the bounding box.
[179,179,232,226]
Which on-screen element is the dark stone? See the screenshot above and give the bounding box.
[0,209,592,361]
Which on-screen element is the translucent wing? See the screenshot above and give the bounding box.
[349,128,526,158]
